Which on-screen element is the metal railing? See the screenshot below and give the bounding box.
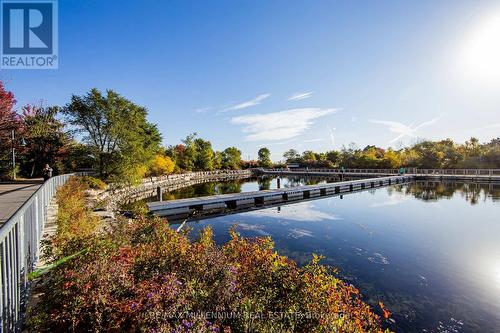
[258,168,500,176]
[413,169,500,175]
[0,173,82,332]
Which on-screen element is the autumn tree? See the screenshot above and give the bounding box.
[166,133,217,171]
[20,105,72,177]
[0,82,20,177]
[149,154,175,176]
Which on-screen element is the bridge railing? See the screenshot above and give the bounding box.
[0,173,87,332]
[259,168,399,174]
[415,169,500,175]
[258,168,500,176]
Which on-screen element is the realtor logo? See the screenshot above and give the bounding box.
[1,0,58,69]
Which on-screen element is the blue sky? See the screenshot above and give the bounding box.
[2,0,500,161]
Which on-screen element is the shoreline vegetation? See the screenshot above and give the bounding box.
[26,177,391,332]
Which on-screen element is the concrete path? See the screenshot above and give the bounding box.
[0,180,42,225]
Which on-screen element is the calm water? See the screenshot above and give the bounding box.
[156,175,351,201]
[174,180,500,332]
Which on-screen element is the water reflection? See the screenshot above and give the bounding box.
[183,181,500,332]
[162,181,245,200]
[244,201,341,222]
[392,181,500,205]
[155,175,360,201]
[257,177,271,190]
[128,176,297,209]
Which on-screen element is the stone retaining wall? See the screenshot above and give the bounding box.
[97,170,254,211]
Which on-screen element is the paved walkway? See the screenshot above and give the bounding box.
[0,180,42,225]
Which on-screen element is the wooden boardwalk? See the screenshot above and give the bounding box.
[148,175,414,219]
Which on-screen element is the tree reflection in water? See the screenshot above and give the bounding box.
[390,181,500,205]
[257,176,272,190]
[144,176,499,207]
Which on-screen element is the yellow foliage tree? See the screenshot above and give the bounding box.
[149,155,175,176]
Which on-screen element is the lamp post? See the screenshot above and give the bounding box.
[10,129,25,180]
[11,129,16,180]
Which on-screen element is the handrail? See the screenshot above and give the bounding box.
[257,168,500,175]
[0,173,87,332]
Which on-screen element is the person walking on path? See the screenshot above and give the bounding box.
[42,164,53,181]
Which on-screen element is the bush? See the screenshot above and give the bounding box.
[149,154,175,177]
[121,200,149,217]
[29,212,389,332]
[80,176,107,190]
[45,177,100,259]
[0,164,20,181]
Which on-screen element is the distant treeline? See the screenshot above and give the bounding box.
[277,138,500,169]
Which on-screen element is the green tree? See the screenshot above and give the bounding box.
[222,147,241,169]
[283,149,300,163]
[213,151,223,169]
[482,138,500,167]
[302,150,317,162]
[64,88,161,183]
[180,133,197,171]
[194,137,214,170]
[168,133,216,171]
[325,150,340,166]
[257,147,272,168]
[61,142,96,172]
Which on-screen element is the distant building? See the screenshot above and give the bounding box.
[286,163,301,169]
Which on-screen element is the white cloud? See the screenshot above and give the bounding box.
[195,107,211,114]
[287,92,313,101]
[370,192,410,208]
[288,228,313,239]
[235,223,270,236]
[369,116,442,144]
[231,107,337,141]
[221,93,271,112]
[243,202,341,222]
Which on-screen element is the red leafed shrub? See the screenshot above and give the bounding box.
[28,178,390,332]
